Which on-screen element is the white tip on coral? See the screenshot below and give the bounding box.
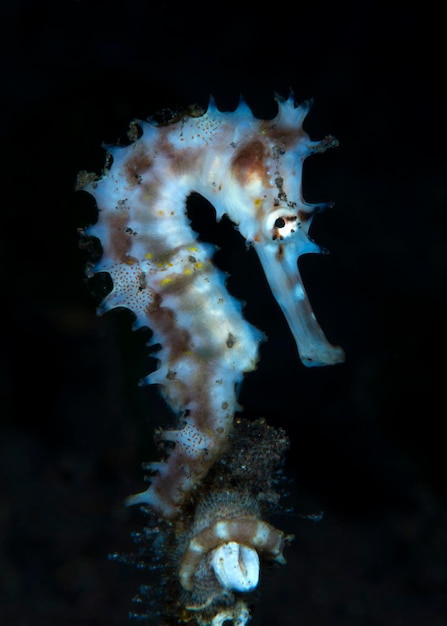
[211,541,259,592]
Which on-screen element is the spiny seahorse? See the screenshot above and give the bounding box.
[77,93,344,525]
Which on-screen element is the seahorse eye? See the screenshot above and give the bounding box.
[263,209,299,242]
[274,217,286,228]
[269,212,298,242]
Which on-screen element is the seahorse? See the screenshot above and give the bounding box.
[77,93,343,625]
[78,92,343,518]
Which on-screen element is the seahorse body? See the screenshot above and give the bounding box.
[79,94,344,519]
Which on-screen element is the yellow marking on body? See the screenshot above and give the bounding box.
[145,252,152,259]
[184,268,192,275]
[160,277,172,286]
[195,262,203,269]
[254,198,262,207]
[188,246,199,252]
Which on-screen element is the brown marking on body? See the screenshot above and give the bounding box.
[231,140,269,186]
[148,296,192,363]
[124,145,153,185]
[147,298,222,425]
[275,245,284,261]
[105,211,133,262]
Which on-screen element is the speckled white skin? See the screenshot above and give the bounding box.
[81,94,343,519]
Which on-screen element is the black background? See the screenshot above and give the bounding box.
[1,1,447,625]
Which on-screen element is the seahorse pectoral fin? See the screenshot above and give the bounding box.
[254,243,345,367]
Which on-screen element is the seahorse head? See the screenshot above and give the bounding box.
[198,94,345,366]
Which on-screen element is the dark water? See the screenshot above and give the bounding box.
[1,2,446,624]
